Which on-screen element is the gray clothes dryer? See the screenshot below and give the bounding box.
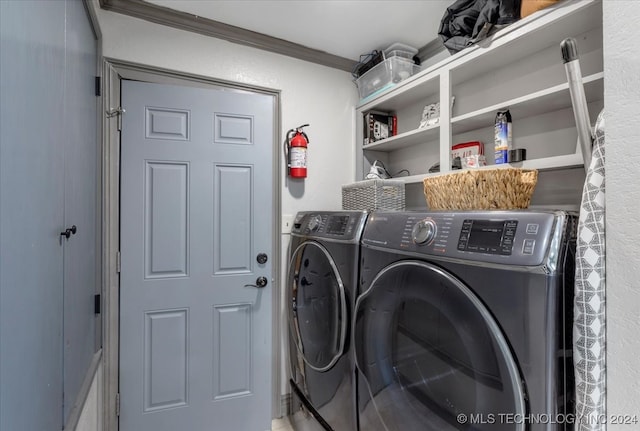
[354,210,577,431]
[287,211,367,431]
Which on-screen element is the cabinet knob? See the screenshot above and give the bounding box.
[60,225,77,239]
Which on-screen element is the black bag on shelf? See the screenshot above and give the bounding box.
[438,0,521,54]
[352,50,384,79]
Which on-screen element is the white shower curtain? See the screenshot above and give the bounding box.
[574,110,606,431]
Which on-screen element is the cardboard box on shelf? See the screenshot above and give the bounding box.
[364,111,397,145]
[451,141,484,159]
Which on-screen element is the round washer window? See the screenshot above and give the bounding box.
[288,241,347,372]
[354,260,526,431]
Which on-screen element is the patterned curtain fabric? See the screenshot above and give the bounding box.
[573,110,606,431]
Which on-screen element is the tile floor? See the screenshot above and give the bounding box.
[271,417,294,431]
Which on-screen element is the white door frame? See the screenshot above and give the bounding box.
[101,58,282,431]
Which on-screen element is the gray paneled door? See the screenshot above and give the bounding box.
[119,80,274,431]
[0,3,65,430]
[63,0,98,421]
[1,1,98,429]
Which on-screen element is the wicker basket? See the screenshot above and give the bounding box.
[423,168,538,210]
[342,179,405,211]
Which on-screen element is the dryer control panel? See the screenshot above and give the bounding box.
[292,211,368,242]
[457,219,518,255]
[362,210,572,266]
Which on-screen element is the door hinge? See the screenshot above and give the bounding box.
[94,294,101,314]
[116,251,121,273]
[115,393,120,417]
[95,76,101,97]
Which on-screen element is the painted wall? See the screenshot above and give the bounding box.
[602,1,640,427]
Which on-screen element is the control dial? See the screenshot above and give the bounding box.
[307,215,322,232]
[412,219,437,245]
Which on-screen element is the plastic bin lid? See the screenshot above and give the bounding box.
[386,50,416,59]
[384,42,418,56]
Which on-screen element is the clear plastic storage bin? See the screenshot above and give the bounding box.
[355,57,420,100]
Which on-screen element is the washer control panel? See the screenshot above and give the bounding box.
[307,215,323,232]
[363,211,568,266]
[412,219,437,245]
[457,219,518,255]
[292,211,367,241]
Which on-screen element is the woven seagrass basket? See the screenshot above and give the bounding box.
[423,168,538,210]
[342,179,405,211]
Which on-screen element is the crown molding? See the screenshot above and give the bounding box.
[99,0,358,72]
[417,37,446,63]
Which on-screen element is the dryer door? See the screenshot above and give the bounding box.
[288,241,347,373]
[354,260,526,431]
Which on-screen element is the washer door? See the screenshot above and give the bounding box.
[288,241,347,373]
[354,260,526,431]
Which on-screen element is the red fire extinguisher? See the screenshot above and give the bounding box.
[285,124,309,178]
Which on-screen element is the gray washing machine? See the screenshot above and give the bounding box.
[355,210,577,431]
[287,211,367,431]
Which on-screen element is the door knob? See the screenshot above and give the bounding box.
[60,225,77,239]
[255,276,268,288]
[257,253,268,264]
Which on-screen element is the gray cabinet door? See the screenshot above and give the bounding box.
[1,1,99,428]
[62,0,98,422]
[120,80,274,431]
[0,2,66,430]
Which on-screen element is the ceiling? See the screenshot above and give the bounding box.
[143,0,452,62]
